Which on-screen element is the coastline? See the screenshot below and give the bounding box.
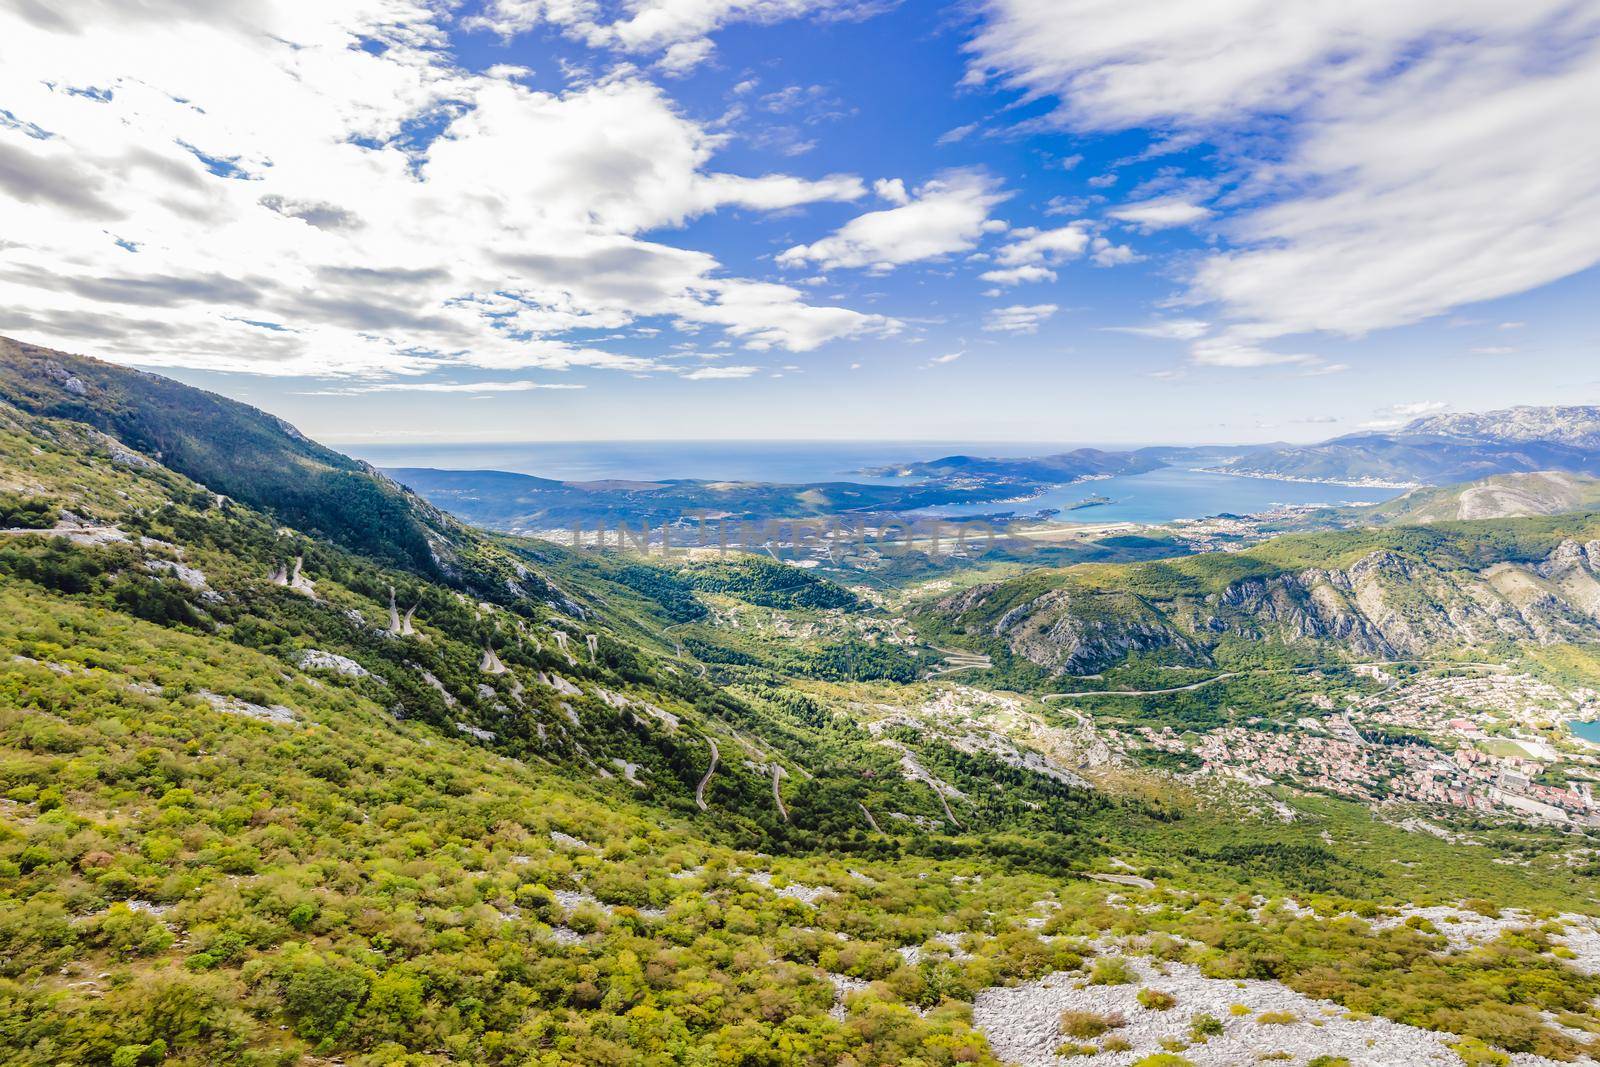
[1193,466,1425,491]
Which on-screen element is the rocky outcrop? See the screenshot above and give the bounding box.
[938,541,1600,675]
[296,649,370,678]
[943,584,1206,675]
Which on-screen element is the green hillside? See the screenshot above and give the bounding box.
[4,345,1600,1065]
[0,338,500,588]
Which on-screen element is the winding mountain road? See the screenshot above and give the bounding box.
[695,739,719,812]
[771,765,789,823]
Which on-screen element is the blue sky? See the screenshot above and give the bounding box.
[1,0,1597,444]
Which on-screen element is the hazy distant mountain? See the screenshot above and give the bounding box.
[1219,405,1600,485]
[1405,406,1600,449]
[860,448,1164,482]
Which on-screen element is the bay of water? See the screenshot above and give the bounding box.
[917,467,1400,525]
[1572,720,1600,744]
[349,440,1103,486]
[347,440,1401,524]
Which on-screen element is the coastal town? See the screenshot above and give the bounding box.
[1125,667,1600,827]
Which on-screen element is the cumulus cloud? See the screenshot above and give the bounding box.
[0,2,892,378]
[777,169,1010,271]
[873,177,910,204]
[1088,236,1139,266]
[983,303,1056,334]
[967,0,1600,361]
[979,222,1099,285]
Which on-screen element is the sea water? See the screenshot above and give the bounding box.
[348,440,1403,524]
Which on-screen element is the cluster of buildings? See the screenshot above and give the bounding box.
[1129,669,1600,827]
[1353,670,1595,735]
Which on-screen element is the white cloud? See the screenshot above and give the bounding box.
[968,0,1600,348]
[929,350,963,364]
[1089,236,1139,266]
[936,122,979,145]
[1189,333,1318,368]
[0,3,890,377]
[1362,400,1447,429]
[1108,319,1210,341]
[1107,197,1211,231]
[681,364,760,379]
[465,0,888,73]
[992,224,1089,266]
[307,379,586,395]
[978,223,1092,285]
[688,278,900,351]
[979,265,1055,286]
[777,169,1010,271]
[983,303,1056,334]
[873,177,910,204]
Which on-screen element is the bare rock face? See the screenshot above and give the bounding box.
[939,584,1206,676]
[297,649,370,678]
[40,359,88,396]
[937,541,1600,675]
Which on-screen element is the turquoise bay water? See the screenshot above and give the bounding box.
[1572,720,1600,743]
[918,467,1397,525]
[348,440,1402,525]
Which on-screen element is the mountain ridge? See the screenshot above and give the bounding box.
[0,337,500,590]
[1218,405,1600,485]
[924,515,1600,676]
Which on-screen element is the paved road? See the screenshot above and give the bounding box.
[1041,659,1509,701]
[771,765,789,823]
[924,645,993,679]
[695,739,719,812]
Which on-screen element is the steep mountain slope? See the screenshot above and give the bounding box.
[927,517,1600,676]
[1259,471,1600,536]
[0,337,508,589]
[0,395,969,851]
[0,341,1127,856]
[1369,472,1600,523]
